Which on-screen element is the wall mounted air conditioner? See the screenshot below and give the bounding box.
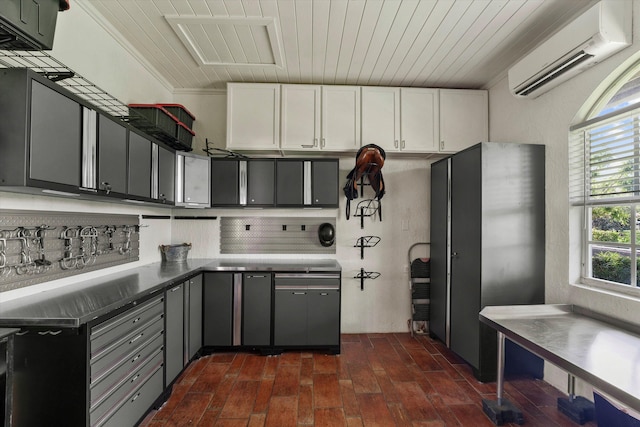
[508,1,631,99]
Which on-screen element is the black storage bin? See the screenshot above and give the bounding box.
[176,122,195,149]
[160,103,195,130]
[128,104,178,136]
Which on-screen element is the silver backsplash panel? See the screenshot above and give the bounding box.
[0,210,139,292]
[220,217,336,255]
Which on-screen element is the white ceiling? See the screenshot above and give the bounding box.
[83,0,598,91]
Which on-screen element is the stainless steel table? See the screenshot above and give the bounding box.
[479,304,640,425]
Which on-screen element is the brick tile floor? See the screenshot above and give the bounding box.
[140,333,595,426]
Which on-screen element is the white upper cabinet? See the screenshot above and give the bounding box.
[321,86,361,151]
[361,87,438,153]
[227,83,280,150]
[226,83,486,154]
[280,85,321,150]
[399,88,439,152]
[361,87,400,151]
[439,89,488,153]
[280,85,360,151]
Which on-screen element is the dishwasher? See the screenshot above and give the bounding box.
[273,273,341,350]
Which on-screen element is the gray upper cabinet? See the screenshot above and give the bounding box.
[210,159,240,206]
[275,159,338,207]
[157,145,175,204]
[29,79,83,187]
[0,67,175,206]
[210,159,275,207]
[128,131,152,199]
[98,114,128,195]
[246,160,275,206]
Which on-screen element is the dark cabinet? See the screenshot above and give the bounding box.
[275,160,304,206]
[128,131,152,199]
[430,142,545,381]
[187,275,203,360]
[273,273,340,351]
[157,144,175,203]
[274,158,340,207]
[247,160,275,206]
[311,160,339,206]
[210,159,240,206]
[29,79,83,187]
[165,283,184,385]
[97,114,128,195]
[0,67,175,206]
[210,159,275,207]
[203,273,233,346]
[242,273,272,346]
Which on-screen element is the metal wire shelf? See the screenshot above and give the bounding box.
[0,49,130,118]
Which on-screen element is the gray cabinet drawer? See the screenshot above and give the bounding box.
[90,314,163,381]
[90,296,164,355]
[90,332,163,407]
[90,351,163,427]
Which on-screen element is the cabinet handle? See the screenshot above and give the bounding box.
[129,333,143,344]
[37,330,62,336]
[130,374,140,383]
[301,141,315,148]
[401,140,405,149]
[320,292,329,296]
[293,292,306,295]
[132,317,142,324]
[321,138,326,148]
[440,140,445,150]
[248,275,266,278]
[394,140,398,148]
[101,182,111,194]
[131,393,141,403]
[170,285,181,292]
[132,354,141,363]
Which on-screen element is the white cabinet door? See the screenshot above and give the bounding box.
[321,86,360,151]
[439,89,488,153]
[400,88,439,152]
[226,83,280,150]
[281,85,321,150]
[361,87,400,151]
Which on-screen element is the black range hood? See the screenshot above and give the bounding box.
[0,0,67,51]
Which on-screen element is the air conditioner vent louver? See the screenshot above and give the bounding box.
[508,1,631,99]
[515,51,594,97]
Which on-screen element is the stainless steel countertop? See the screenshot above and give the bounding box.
[0,258,342,328]
[480,304,640,412]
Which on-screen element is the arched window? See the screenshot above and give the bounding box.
[570,66,640,290]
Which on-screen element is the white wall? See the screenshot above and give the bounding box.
[488,1,640,396]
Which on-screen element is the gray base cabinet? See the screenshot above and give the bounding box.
[273,273,340,349]
[242,274,272,346]
[203,273,233,346]
[187,275,203,360]
[10,294,166,427]
[165,283,184,386]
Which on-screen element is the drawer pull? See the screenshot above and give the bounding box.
[129,333,143,344]
[132,317,142,324]
[293,292,306,295]
[170,285,181,292]
[320,292,329,296]
[131,392,140,403]
[132,354,141,363]
[38,330,62,336]
[131,374,140,383]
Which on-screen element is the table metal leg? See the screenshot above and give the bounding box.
[482,331,524,425]
[557,373,595,424]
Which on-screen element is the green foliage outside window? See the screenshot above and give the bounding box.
[592,251,640,286]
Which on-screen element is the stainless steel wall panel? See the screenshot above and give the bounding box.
[220,217,336,254]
